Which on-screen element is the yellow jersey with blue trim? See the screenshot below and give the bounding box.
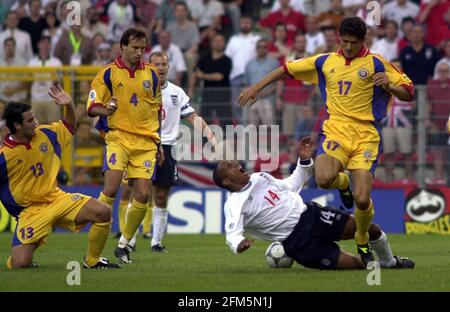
[283,46,414,122]
[0,120,74,217]
[87,57,162,142]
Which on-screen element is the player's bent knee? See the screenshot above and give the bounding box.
[368,223,382,240]
[134,190,149,203]
[315,172,335,189]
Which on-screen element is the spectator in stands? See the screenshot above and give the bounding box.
[244,39,279,128]
[92,32,106,50]
[318,0,345,29]
[111,41,122,59]
[260,0,305,43]
[107,0,135,42]
[381,59,415,183]
[28,36,63,124]
[277,34,313,147]
[56,0,71,31]
[93,42,112,66]
[397,17,415,53]
[342,0,365,16]
[364,25,375,50]
[268,23,293,65]
[426,62,450,185]
[82,6,108,39]
[134,0,158,30]
[417,0,450,48]
[10,0,29,19]
[190,33,232,126]
[0,37,28,104]
[315,26,339,54]
[400,24,441,85]
[371,20,399,62]
[271,0,330,16]
[151,31,187,86]
[434,40,450,79]
[189,0,224,44]
[155,0,177,34]
[54,24,95,65]
[304,16,325,56]
[220,0,242,36]
[381,0,419,33]
[225,15,260,123]
[18,0,47,55]
[42,12,62,56]
[167,1,201,88]
[0,11,33,63]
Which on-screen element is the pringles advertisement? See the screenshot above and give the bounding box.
[404,187,450,234]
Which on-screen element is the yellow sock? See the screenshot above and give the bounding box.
[142,201,154,234]
[123,199,148,240]
[118,200,128,233]
[98,192,115,208]
[85,220,112,267]
[329,172,350,190]
[354,200,375,245]
[6,256,13,270]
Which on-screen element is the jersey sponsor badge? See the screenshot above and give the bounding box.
[170,95,178,105]
[72,194,82,201]
[143,80,151,91]
[363,150,372,160]
[89,89,96,100]
[143,160,152,168]
[358,67,369,80]
[39,143,48,153]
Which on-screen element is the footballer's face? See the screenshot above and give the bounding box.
[219,161,250,191]
[339,35,364,59]
[122,37,147,65]
[150,55,169,83]
[16,110,38,139]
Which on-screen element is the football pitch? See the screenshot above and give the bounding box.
[0,233,449,292]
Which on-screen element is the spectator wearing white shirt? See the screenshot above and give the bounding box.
[28,36,63,124]
[82,6,108,39]
[0,11,33,64]
[371,20,400,62]
[381,0,419,36]
[213,137,415,270]
[225,15,260,122]
[188,0,224,43]
[107,0,135,42]
[0,37,27,104]
[304,16,325,56]
[151,31,187,86]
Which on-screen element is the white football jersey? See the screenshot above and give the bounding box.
[160,81,195,145]
[224,159,313,254]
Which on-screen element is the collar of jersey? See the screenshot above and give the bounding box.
[115,56,145,71]
[239,181,252,192]
[337,45,370,61]
[3,134,32,149]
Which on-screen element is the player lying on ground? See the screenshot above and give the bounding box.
[0,84,119,269]
[213,137,415,270]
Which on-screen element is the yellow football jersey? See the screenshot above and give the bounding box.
[0,121,73,217]
[87,58,162,143]
[283,47,414,122]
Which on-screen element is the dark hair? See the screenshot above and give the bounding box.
[120,27,147,49]
[212,163,226,190]
[45,12,60,28]
[3,37,15,46]
[3,102,32,134]
[339,17,366,41]
[38,35,52,44]
[174,1,188,11]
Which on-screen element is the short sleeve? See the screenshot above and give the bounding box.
[283,55,320,84]
[87,67,113,116]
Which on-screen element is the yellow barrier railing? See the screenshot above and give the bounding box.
[0,66,103,184]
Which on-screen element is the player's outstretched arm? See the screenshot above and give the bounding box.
[239,67,286,107]
[48,83,76,129]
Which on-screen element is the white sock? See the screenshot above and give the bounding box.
[128,232,137,248]
[151,207,168,246]
[369,231,396,268]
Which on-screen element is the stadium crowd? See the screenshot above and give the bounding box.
[0,0,449,186]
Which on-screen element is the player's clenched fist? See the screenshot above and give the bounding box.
[106,96,118,115]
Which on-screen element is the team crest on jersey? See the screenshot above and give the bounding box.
[39,143,48,153]
[358,68,369,80]
[142,80,151,91]
[363,150,372,160]
[171,95,178,105]
[89,90,96,100]
[72,194,82,201]
[143,160,152,168]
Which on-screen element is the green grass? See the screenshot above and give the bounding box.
[0,233,449,292]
